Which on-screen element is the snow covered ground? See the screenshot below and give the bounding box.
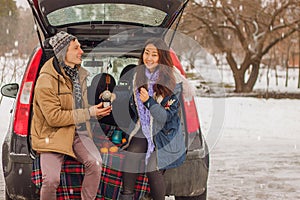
[196,97,300,200]
[0,95,300,199]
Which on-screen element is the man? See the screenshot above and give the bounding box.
[31,31,111,200]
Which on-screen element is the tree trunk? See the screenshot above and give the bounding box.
[245,63,260,92]
[226,51,260,93]
[232,69,245,93]
[231,62,260,93]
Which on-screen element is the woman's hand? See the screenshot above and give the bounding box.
[139,87,149,103]
[89,102,111,118]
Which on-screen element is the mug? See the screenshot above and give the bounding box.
[111,130,122,144]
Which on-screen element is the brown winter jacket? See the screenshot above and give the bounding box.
[31,57,91,158]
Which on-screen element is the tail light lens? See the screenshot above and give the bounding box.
[14,48,42,136]
[183,99,200,134]
[170,49,185,76]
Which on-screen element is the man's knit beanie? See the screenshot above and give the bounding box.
[49,31,76,63]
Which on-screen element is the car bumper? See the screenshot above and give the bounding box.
[3,143,39,200]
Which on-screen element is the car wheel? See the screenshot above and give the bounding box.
[175,189,207,200]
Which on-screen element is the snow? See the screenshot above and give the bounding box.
[1,52,300,199]
[0,98,14,138]
[191,64,300,96]
[203,97,300,199]
[1,94,300,199]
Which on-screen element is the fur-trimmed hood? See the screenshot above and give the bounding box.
[173,66,196,101]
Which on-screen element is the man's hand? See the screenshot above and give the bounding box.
[89,102,111,118]
[139,87,149,103]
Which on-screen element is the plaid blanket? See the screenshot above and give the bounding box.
[31,124,150,200]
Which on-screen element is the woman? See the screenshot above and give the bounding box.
[116,38,190,200]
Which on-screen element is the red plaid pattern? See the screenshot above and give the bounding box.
[31,131,150,200]
[32,154,150,199]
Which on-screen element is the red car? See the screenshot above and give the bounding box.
[1,0,209,199]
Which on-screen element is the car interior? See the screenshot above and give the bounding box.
[86,63,134,147]
[36,38,140,150]
[88,72,117,125]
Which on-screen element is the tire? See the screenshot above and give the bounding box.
[175,189,207,200]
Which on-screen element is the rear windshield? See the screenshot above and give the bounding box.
[47,3,166,26]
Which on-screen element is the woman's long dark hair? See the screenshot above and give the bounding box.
[135,38,176,98]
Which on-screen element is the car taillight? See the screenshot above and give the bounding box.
[14,48,42,136]
[170,49,185,76]
[183,98,201,134]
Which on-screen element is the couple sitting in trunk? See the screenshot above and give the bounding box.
[31,31,193,200]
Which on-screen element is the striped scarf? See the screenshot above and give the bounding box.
[136,68,159,164]
[61,62,82,108]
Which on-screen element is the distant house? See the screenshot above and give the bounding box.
[288,52,300,68]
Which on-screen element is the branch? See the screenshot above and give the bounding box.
[262,28,297,55]
[221,5,248,51]
[267,0,298,32]
[271,19,300,32]
[189,9,228,52]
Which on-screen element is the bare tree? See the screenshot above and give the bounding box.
[180,0,300,92]
[0,3,38,104]
[0,0,19,55]
[17,7,39,56]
